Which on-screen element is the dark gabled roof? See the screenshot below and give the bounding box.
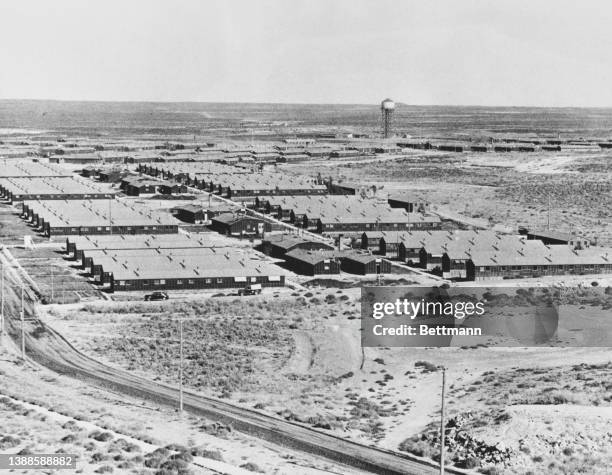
[341,251,385,264]
[128,180,164,188]
[207,205,238,214]
[285,248,385,265]
[388,191,428,203]
[171,204,204,213]
[331,181,360,188]
[526,230,572,242]
[284,249,340,265]
[122,176,170,187]
[263,234,335,251]
[120,175,148,184]
[158,181,185,187]
[212,212,262,225]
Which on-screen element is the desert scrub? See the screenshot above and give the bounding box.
[520,390,586,405]
[240,462,264,472]
[94,466,113,474]
[415,360,438,373]
[198,449,224,461]
[349,397,397,419]
[60,433,80,443]
[0,435,21,449]
[91,314,293,394]
[144,448,170,468]
[83,295,324,318]
[109,438,141,453]
[496,176,611,222]
[459,364,612,407]
[89,430,114,442]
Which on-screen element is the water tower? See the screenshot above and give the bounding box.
[381,98,395,138]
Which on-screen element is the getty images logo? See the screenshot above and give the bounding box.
[361,286,562,348]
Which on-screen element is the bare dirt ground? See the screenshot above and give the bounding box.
[38,288,612,474]
[0,333,362,475]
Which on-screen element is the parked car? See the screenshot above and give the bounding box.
[144,291,169,301]
[237,284,262,296]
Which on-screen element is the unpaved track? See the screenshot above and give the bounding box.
[1,249,465,475]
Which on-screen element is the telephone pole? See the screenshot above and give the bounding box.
[20,283,25,360]
[547,194,551,231]
[439,366,446,475]
[179,318,184,414]
[109,199,113,236]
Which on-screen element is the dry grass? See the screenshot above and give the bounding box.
[91,314,292,396]
[495,176,611,224]
[282,150,612,244]
[76,295,359,399]
[0,396,150,474]
[453,362,612,408]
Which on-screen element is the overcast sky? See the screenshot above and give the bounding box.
[1,0,611,106]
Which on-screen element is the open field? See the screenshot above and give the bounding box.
[279,149,612,245]
[0,335,352,475]
[39,289,612,473]
[5,101,612,138]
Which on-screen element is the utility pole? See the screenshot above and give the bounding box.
[109,199,112,236]
[547,194,551,231]
[20,283,25,360]
[439,366,446,475]
[179,317,184,415]
[51,266,54,303]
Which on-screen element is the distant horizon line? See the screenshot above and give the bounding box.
[2,97,612,110]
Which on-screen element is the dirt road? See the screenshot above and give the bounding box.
[0,246,466,475]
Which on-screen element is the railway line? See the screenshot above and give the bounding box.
[0,245,467,475]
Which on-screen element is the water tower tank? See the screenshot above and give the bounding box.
[381,98,396,110]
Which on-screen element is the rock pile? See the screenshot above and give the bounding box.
[399,412,513,469]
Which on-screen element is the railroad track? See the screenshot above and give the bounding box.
[0,248,467,475]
